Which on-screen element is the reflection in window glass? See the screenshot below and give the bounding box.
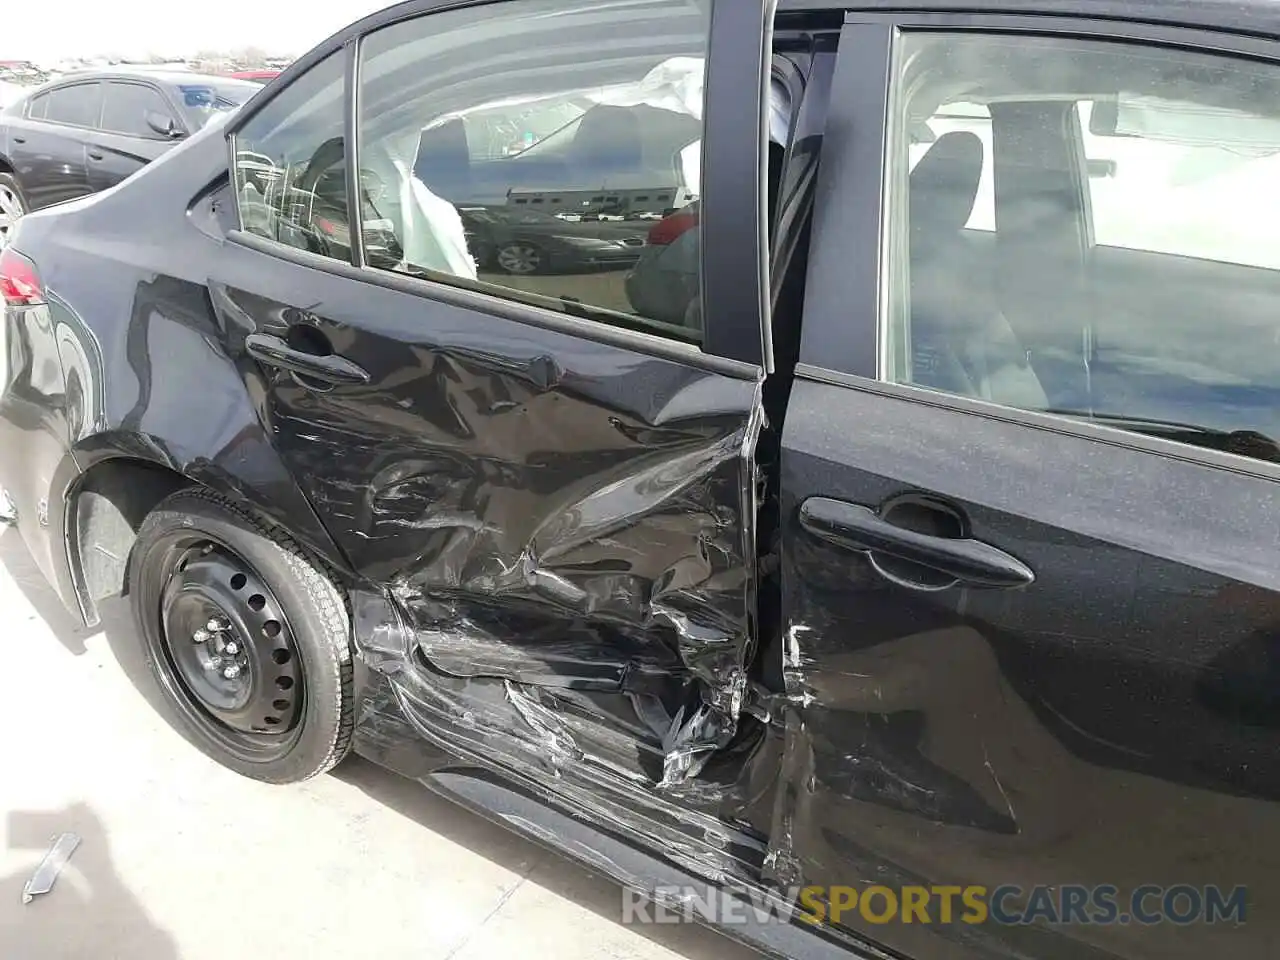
[885,32,1280,465]
[231,52,350,264]
[358,0,710,343]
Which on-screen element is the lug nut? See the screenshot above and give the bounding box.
[206,618,224,633]
[193,628,210,643]
[224,642,239,655]
[223,664,242,680]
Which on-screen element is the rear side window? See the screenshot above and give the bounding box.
[356,0,710,343]
[231,52,349,263]
[101,83,175,138]
[881,32,1280,466]
[26,93,48,120]
[44,82,103,128]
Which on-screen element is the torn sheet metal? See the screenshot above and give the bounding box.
[353,595,780,889]
[286,334,768,798]
[385,384,762,788]
[22,832,80,904]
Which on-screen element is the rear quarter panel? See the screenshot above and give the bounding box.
[8,123,348,613]
[0,294,78,590]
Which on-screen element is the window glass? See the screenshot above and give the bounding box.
[232,52,349,263]
[45,83,103,127]
[885,32,1280,465]
[101,83,174,137]
[177,83,251,130]
[358,0,710,343]
[27,93,48,120]
[1079,99,1280,269]
[910,102,993,231]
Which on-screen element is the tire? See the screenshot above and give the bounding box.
[496,242,544,275]
[0,172,27,248]
[127,487,354,783]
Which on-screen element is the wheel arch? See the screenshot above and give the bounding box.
[66,436,354,626]
[66,455,192,624]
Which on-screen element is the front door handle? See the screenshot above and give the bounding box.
[87,150,104,161]
[800,497,1034,589]
[12,136,25,144]
[245,331,370,386]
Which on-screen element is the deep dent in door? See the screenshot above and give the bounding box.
[329,348,769,828]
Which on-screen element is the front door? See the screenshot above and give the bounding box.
[84,81,177,192]
[213,0,772,836]
[776,15,1280,960]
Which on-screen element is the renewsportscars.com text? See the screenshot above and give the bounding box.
[620,883,1248,928]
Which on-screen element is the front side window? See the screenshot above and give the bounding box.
[177,83,250,131]
[101,83,175,138]
[357,0,710,342]
[44,83,103,128]
[231,52,349,263]
[883,32,1280,465]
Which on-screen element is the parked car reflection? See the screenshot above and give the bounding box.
[625,201,700,326]
[459,206,647,276]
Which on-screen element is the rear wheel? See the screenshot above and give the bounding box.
[127,488,354,783]
[0,173,25,248]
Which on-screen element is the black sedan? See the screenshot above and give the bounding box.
[0,70,257,245]
[459,205,647,275]
[4,0,1280,958]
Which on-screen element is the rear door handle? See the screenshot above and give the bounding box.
[800,497,1034,589]
[12,136,26,144]
[244,331,370,386]
[87,150,104,161]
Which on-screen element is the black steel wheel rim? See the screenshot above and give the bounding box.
[150,534,305,763]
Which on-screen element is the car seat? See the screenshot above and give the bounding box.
[414,118,475,203]
[908,131,1048,409]
[573,106,644,180]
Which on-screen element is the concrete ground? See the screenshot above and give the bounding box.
[0,525,761,960]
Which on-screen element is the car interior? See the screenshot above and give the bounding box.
[223,0,827,354]
[895,34,1280,462]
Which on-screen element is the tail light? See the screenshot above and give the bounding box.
[0,248,45,307]
[646,208,699,246]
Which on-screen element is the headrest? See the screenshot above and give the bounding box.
[909,130,984,241]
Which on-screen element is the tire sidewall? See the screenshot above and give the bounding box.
[0,172,27,246]
[0,172,27,210]
[128,493,352,783]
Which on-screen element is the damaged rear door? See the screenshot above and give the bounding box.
[219,0,772,804]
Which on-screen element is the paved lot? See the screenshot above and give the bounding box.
[0,524,760,960]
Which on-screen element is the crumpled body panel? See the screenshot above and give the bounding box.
[374,364,764,784]
[220,270,768,800]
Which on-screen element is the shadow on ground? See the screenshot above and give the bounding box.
[0,526,95,656]
[0,803,178,959]
[334,757,765,959]
[0,526,166,714]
